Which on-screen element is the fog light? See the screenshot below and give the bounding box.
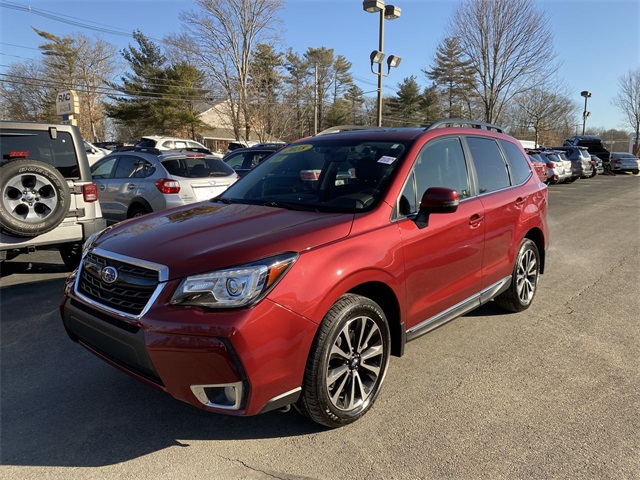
[191,382,243,410]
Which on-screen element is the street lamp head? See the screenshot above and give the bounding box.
[581,90,592,98]
[384,5,401,19]
[370,50,385,64]
[387,55,402,69]
[363,0,384,13]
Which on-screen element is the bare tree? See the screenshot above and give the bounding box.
[0,59,57,121]
[173,0,284,141]
[612,68,640,154]
[509,83,576,146]
[33,29,119,141]
[72,35,119,141]
[448,0,556,124]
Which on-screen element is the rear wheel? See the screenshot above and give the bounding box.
[0,159,69,237]
[296,294,390,428]
[495,239,540,313]
[127,205,149,219]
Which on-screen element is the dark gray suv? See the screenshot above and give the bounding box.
[0,121,106,270]
[551,146,594,179]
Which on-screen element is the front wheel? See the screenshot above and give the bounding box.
[296,294,390,428]
[495,239,540,313]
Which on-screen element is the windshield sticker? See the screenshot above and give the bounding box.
[377,155,396,165]
[281,144,312,154]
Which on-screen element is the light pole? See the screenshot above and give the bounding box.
[363,0,402,127]
[581,90,591,136]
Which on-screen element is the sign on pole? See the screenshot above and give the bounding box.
[56,90,79,116]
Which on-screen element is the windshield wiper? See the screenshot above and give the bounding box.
[263,201,318,212]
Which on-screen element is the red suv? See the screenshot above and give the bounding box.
[61,119,549,428]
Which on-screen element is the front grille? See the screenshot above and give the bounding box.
[77,252,160,316]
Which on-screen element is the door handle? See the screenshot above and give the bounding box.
[515,197,526,207]
[127,184,137,190]
[99,185,106,190]
[469,214,484,228]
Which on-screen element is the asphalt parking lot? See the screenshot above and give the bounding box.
[1,173,639,479]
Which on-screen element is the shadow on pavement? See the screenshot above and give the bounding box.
[1,279,324,468]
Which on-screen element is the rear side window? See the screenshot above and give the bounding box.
[499,139,531,185]
[114,156,142,178]
[0,129,79,178]
[162,157,235,178]
[467,137,510,194]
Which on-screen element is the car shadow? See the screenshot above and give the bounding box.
[1,280,325,468]
[1,276,515,468]
[0,258,68,278]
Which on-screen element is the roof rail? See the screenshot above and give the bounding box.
[112,145,164,155]
[426,118,503,133]
[315,125,382,136]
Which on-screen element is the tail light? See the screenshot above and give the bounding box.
[613,159,621,164]
[155,178,180,194]
[83,183,98,202]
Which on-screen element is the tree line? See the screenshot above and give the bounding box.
[1,0,638,152]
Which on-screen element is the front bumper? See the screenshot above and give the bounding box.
[61,268,317,416]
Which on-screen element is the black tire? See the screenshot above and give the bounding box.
[296,294,390,428]
[495,238,540,313]
[59,242,83,271]
[127,205,149,219]
[633,170,639,175]
[0,159,69,237]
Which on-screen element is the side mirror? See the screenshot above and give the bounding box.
[415,187,460,229]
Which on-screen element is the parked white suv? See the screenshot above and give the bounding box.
[0,121,106,270]
[136,136,218,155]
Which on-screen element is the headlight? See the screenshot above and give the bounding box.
[170,253,298,308]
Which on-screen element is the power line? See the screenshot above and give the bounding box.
[0,0,163,42]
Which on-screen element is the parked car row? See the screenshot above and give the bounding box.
[525,144,638,185]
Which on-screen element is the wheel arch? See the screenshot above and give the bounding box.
[127,198,153,217]
[524,227,546,274]
[348,281,405,358]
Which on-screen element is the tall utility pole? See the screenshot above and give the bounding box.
[581,90,592,135]
[314,63,318,135]
[362,1,402,127]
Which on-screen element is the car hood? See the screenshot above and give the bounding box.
[93,202,354,280]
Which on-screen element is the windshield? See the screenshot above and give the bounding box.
[219,138,409,212]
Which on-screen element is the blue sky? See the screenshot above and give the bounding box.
[1,0,638,132]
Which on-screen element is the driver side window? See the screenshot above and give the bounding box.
[399,137,469,215]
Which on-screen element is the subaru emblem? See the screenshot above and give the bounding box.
[101,266,118,284]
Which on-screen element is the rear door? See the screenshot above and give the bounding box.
[467,136,534,288]
[92,155,144,222]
